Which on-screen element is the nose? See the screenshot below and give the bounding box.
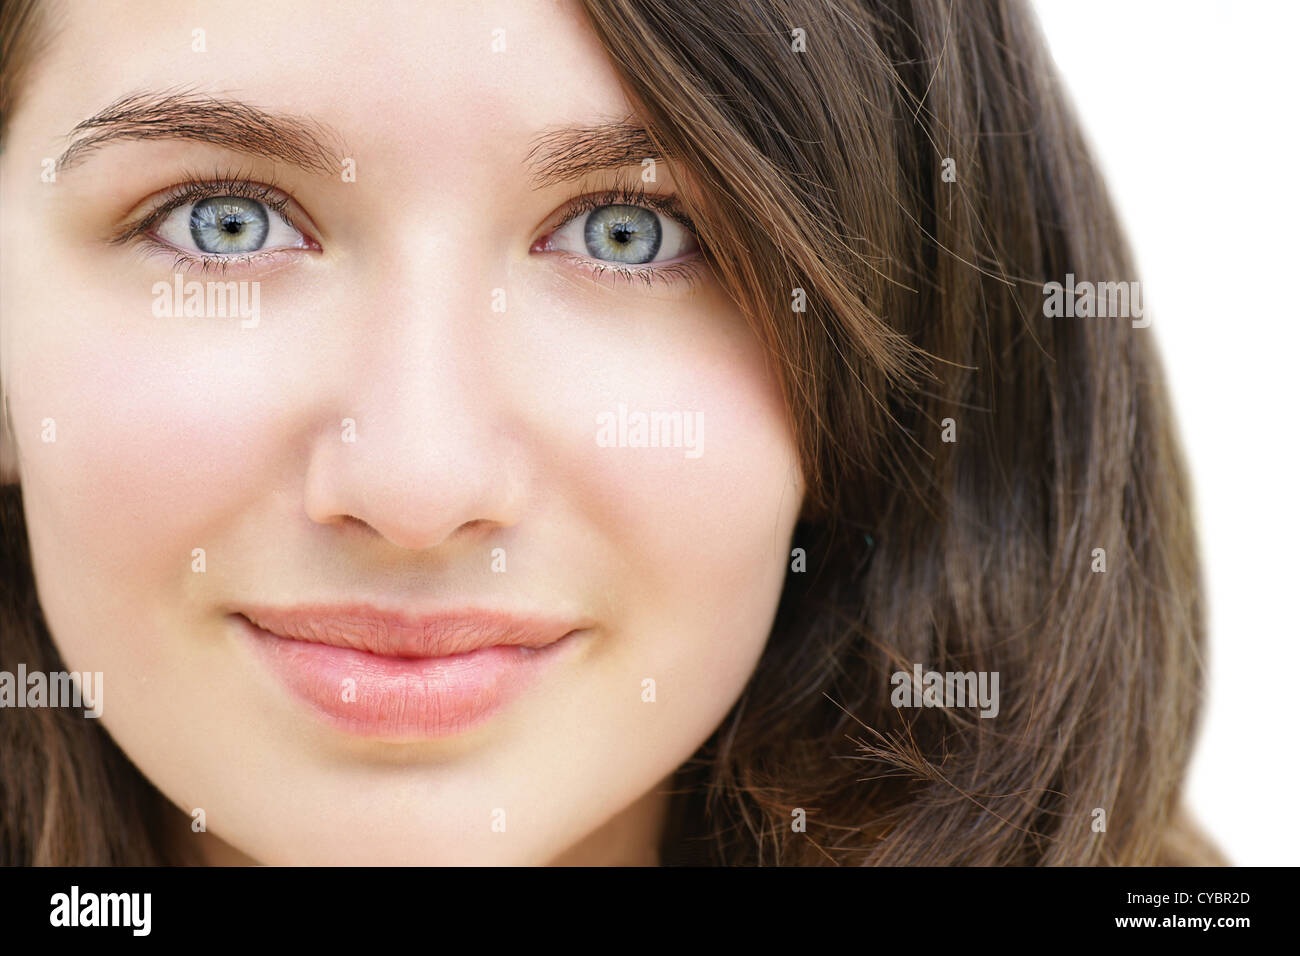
[302,258,527,553]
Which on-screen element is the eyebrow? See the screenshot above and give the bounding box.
[56,94,663,187]
[525,120,669,188]
[56,90,344,174]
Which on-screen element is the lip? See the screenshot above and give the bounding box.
[232,604,587,738]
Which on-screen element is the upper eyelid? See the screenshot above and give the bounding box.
[548,186,697,235]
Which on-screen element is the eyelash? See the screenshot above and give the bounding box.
[114,173,708,288]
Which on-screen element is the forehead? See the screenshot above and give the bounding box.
[17,0,633,165]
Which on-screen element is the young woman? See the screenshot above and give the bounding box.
[0,0,1224,865]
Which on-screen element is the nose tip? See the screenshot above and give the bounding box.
[302,412,526,554]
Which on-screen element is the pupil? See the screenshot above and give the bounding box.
[611,223,633,244]
[221,215,243,235]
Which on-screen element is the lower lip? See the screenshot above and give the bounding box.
[234,615,578,738]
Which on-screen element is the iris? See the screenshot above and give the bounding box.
[583,204,662,263]
[189,196,270,254]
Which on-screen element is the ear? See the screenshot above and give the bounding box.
[0,387,19,485]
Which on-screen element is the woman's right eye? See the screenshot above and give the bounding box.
[152,195,314,258]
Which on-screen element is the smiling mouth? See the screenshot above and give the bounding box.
[232,603,589,738]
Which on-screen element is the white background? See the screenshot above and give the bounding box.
[1033,0,1298,865]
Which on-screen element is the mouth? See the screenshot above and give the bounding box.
[232,604,588,739]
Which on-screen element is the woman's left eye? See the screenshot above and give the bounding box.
[545,203,698,265]
[153,195,312,257]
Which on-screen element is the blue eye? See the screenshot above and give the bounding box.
[153,192,311,259]
[547,202,697,267]
[189,197,269,254]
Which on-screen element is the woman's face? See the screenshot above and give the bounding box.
[0,0,803,864]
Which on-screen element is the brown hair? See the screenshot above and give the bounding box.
[0,0,1224,865]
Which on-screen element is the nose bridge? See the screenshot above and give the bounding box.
[302,236,524,552]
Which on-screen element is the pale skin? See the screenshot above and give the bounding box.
[0,0,804,864]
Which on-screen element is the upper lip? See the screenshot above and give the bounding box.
[236,604,587,659]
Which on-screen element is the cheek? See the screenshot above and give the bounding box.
[515,281,803,704]
[583,351,798,610]
[17,328,263,559]
[11,260,341,556]
[9,292,299,682]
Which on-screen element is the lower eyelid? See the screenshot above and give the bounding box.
[135,239,312,277]
[553,251,707,291]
